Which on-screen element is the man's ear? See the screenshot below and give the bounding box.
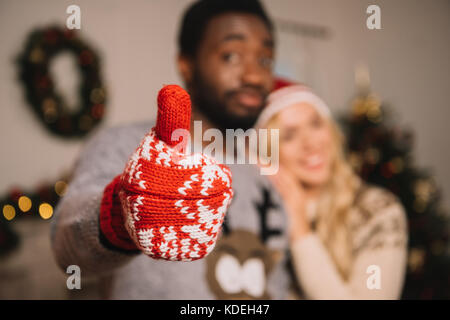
[177,54,194,85]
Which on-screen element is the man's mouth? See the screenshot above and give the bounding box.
[233,90,264,109]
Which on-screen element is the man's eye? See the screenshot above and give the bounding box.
[260,56,273,69]
[222,52,240,64]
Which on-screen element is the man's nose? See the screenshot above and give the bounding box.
[241,59,265,86]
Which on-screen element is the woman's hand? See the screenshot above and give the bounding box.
[269,168,311,242]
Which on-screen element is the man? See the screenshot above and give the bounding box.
[51,0,290,299]
[178,0,274,132]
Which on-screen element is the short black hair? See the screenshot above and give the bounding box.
[178,0,273,58]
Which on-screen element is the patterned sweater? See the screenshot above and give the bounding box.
[289,185,409,299]
[51,121,408,299]
[50,122,290,299]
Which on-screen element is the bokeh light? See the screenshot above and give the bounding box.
[39,203,53,220]
[2,204,16,221]
[18,195,32,212]
[54,180,68,197]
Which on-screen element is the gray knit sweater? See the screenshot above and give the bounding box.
[50,122,290,299]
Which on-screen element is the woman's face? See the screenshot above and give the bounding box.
[276,102,334,188]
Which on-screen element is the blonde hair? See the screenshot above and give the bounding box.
[266,112,361,280]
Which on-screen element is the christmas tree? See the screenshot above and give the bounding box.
[340,66,450,299]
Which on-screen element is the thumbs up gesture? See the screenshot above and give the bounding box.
[100,85,233,261]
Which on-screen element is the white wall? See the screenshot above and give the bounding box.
[0,0,186,194]
[1,0,449,208]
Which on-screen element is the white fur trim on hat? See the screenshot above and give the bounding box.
[255,85,331,129]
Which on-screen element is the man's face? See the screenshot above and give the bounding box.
[188,13,274,130]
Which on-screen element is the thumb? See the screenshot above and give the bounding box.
[155,84,191,147]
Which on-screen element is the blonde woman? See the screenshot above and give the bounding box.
[255,85,408,299]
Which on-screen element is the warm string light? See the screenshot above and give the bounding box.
[2,205,16,221]
[1,179,68,221]
[54,180,68,197]
[413,179,435,213]
[351,94,382,123]
[408,248,425,272]
[352,63,382,123]
[2,202,54,221]
[38,203,53,220]
[18,196,32,212]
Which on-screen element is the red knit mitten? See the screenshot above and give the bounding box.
[100,85,233,261]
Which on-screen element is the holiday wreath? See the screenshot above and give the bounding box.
[17,25,106,138]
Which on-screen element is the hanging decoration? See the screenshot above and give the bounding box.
[17,25,106,138]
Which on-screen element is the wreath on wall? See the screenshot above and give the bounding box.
[17,25,107,138]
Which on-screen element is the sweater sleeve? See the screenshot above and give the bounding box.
[290,189,408,300]
[50,126,142,277]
